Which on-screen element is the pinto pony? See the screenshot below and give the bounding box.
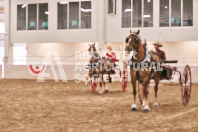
[125,30,162,113]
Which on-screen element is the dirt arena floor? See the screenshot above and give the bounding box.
[0,79,197,132]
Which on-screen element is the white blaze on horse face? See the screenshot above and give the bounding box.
[91,47,94,52]
[128,37,131,43]
[129,51,134,59]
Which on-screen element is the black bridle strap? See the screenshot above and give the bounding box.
[128,34,147,63]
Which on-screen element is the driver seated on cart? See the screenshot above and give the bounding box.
[153,42,166,61]
[153,42,172,79]
[105,46,117,84]
[106,46,116,74]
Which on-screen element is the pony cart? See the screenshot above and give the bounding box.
[87,43,128,94]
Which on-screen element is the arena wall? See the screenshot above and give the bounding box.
[4,64,87,81]
[3,65,198,83]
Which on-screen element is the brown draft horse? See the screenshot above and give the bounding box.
[88,43,113,95]
[125,30,162,113]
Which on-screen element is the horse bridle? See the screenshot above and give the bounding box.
[89,45,96,52]
[126,34,152,63]
[129,34,140,50]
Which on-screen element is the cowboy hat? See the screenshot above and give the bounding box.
[153,41,163,47]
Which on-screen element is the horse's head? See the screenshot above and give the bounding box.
[88,43,96,53]
[125,30,140,53]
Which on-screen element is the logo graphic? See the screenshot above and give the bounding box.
[28,65,47,76]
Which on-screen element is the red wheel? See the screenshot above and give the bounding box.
[91,77,98,92]
[122,65,128,92]
[181,65,192,106]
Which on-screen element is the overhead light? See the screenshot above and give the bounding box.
[81,8,92,12]
[45,11,49,15]
[165,6,168,9]
[60,1,68,4]
[125,9,133,12]
[143,15,150,18]
[21,4,27,8]
[147,0,151,2]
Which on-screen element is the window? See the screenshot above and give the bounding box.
[122,0,153,28]
[160,0,169,27]
[58,1,92,30]
[13,44,27,65]
[122,0,131,28]
[17,4,26,30]
[108,0,113,14]
[28,4,37,30]
[58,2,68,29]
[143,0,153,27]
[81,1,92,29]
[0,23,5,33]
[160,0,193,27]
[108,0,116,15]
[39,3,48,30]
[133,0,142,27]
[17,3,49,31]
[0,47,4,65]
[69,2,79,29]
[183,0,193,26]
[171,0,181,26]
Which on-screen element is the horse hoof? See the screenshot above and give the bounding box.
[104,90,108,93]
[143,109,150,113]
[85,82,89,86]
[153,105,159,108]
[98,92,103,96]
[141,106,145,110]
[130,107,137,111]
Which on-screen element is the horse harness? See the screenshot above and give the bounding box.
[127,33,156,83]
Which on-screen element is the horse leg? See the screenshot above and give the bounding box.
[103,81,108,93]
[141,84,149,109]
[131,79,137,111]
[98,74,103,95]
[104,74,110,93]
[153,77,159,108]
[130,70,137,111]
[98,82,103,95]
[142,78,150,113]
